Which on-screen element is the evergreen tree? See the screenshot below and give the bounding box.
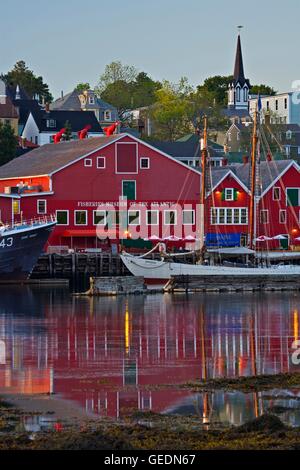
[0,122,18,166]
[1,60,53,103]
[63,120,72,141]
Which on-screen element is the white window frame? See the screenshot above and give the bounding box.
[104,110,111,121]
[74,210,88,226]
[128,210,140,226]
[260,209,269,224]
[146,210,159,226]
[37,199,47,215]
[225,188,234,201]
[89,96,95,105]
[273,187,281,201]
[47,119,56,128]
[279,210,287,224]
[140,157,150,169]
[13,199,20,215]
[183,210,195,225]
[164,210,177,226]
[84,158,92,167]
[56,210,69,226]
[106,210,119,226]
[93,210,106,226]
[210,207,248,225]
[286,187,300,207]
[97,156,106,169]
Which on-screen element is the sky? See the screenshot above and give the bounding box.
[1,0,300,99]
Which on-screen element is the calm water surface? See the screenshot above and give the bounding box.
[0,287,300,427]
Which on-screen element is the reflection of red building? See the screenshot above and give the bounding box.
[0,291,299,420]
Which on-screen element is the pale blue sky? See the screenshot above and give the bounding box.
[1,0,299,98]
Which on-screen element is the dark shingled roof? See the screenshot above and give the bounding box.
[0,134,122,178]
[13,99,43,126]
[150,140,200,160]
[231,160,294,192]
[209,160,296,192]
[36,110,103,133]
[0,96,18,119]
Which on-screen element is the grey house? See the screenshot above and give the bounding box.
[51,89,119,128]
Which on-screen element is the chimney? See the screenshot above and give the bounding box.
[222,158,228,166]
[242,155,249,164]
[61,90,64,99]
[45,102,50,113]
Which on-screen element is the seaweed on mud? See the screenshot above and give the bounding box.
[181,372,300,392]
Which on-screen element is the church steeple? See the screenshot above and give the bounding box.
[228,30,251,110]
[233,34,245,84]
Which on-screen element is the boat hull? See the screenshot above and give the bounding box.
[0,222,56,280]
[120,254,300,285]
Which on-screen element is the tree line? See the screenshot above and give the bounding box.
[0,60,276,165]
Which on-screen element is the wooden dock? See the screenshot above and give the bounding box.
[30,253,130,280]
[30,252,197,281]
[166,274,300,293]
[84,276,148,296]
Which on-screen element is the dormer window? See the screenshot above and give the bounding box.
[89,96,95,105]
[286,130,292,140]
[104,110,111,121]
[46,119,56,128]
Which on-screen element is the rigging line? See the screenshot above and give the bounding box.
[259,129,291,238]
[260,133,300,238]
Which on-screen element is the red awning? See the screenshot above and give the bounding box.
[62,229,120,238]
[62,230,97,237]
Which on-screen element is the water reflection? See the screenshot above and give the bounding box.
[0,287,300,426]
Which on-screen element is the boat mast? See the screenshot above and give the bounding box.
[249,106,258,248]
[199,116,208,262]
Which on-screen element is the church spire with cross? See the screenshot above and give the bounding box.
[228,28,251,110]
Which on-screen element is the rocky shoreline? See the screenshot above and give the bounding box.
[1,372,300,450]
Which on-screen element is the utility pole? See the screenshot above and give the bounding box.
[199,116,208,263]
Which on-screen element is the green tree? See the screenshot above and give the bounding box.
[131,72,161,109]
[75,83,90,93]
[197,76,233,106]
[148,80,195,141]
[101,80,133,121]
[96,61,138,94]
[63,120,72,141]
[1,60,53,102]
[250,84,276,96]
[0,122,18,166]
[197,75,276,105]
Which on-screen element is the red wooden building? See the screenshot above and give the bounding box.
[205,160,300,249]
[1,133,300,250]
[0,134,201,250]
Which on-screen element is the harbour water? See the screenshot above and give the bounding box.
[0,287,300,428]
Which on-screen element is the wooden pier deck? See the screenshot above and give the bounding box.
[166,274,300,293]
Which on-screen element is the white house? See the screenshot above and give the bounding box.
[21,109,103,145]
[249,92,300,125]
